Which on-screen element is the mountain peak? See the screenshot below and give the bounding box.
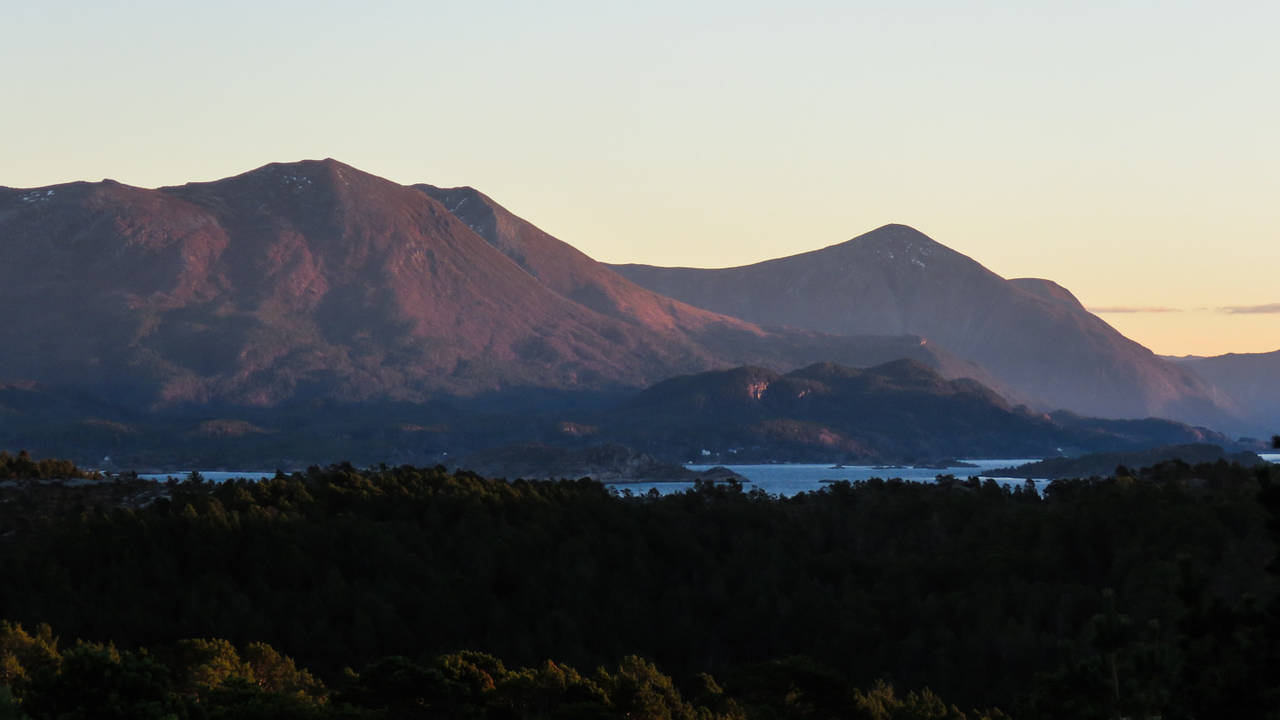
[867,222,932,238]
[856,223,937,245]
[252,157,358,175]
[817,223,953,270]
[167,158,384,197]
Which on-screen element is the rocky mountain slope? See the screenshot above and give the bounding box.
[0,162,990,410]
[610,224,1235,424]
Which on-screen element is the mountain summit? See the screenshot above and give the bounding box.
[611,224,1235,424]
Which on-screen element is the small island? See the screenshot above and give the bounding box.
[457,443,747,484]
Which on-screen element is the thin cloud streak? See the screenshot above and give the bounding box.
[1219,303,1280,314]
[1089,306,1183,314]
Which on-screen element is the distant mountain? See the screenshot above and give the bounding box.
[0,161,992,411]
[1167,350,1280,437]
[610,224,1235,425]
[587,359,1235,464]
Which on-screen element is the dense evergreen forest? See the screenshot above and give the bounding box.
[0,451,92,481]
[1,455,1278,718]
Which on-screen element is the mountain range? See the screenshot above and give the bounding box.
[0,160,987,410]
[0,158,1266,467]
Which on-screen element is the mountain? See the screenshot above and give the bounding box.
[413,183,1008,391]
[0,161,994,412]
[610,224,1235,424]
[413,183,711,330]
[586,359,1235,464]
[1168,350,1280,437]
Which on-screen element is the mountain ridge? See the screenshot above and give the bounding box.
[0,160,999,411]
[1167,349,1280,436]
[609,224,1235,425]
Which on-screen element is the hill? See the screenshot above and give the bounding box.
[587,359,1236,464]
[3,358,1234,471]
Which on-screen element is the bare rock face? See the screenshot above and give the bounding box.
[0,161,988,410]
[610,224,1236,425]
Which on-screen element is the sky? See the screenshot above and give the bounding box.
[3,0,1277,356]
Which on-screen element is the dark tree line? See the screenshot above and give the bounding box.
[1,456,1278,717]
[0,621,1008,719]
[0,451,91,481]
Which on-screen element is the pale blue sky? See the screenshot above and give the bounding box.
[3,1,1277,354]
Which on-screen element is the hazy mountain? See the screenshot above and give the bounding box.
[0,161,996,413]
[0,360,1232,470]
[1168,350,1280,437]
[610,224,1235,425]
[588,359,1235,464]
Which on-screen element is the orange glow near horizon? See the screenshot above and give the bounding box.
[3,2,1276,357]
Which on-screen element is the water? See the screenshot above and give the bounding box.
[138,455,1280,498]
[139,470,278,483]
[606,459,1046,498]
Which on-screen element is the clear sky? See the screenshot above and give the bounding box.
[4,1,1277,356]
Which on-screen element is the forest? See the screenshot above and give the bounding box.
[1,454,1278,718]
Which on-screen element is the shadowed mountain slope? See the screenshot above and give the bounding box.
[610,224,1234,424]
[1168,350,1280,436]
[414,183,722,331]
[0,162,993,411]
[592,359,1236,464]
[415,183,1005,387]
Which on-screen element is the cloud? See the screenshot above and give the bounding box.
[1088,306,1183,314]
[1218,303,1280,314]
